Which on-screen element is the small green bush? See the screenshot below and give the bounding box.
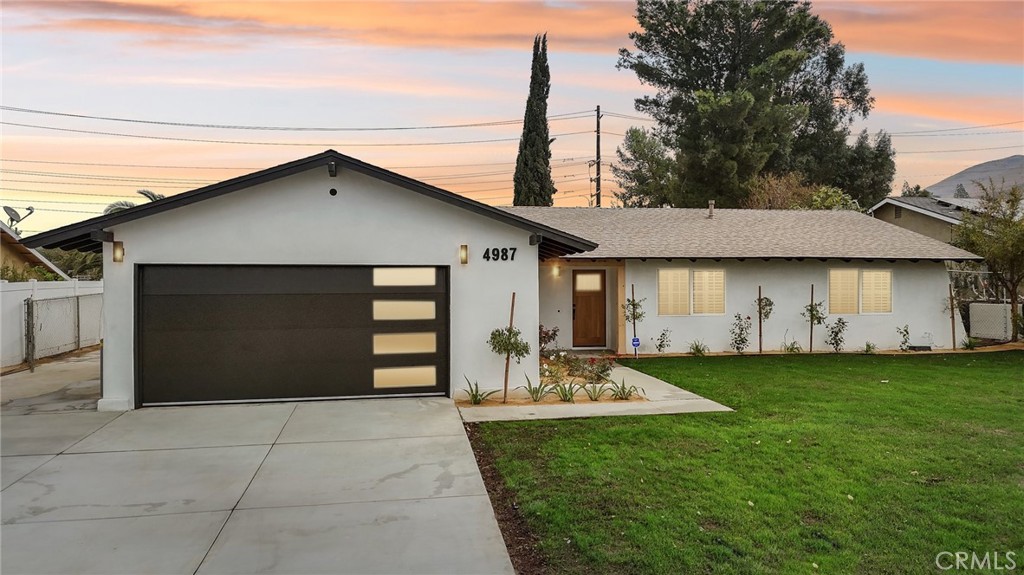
[688,340,709,357]
[960,336,979,350]
[862,341,877,354]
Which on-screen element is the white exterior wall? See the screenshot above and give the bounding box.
[622,259,960,353]
[1,280,103,368]
[536,258,962,354]
[99,168,539,410]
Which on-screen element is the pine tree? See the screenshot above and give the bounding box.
[513,34,556,206]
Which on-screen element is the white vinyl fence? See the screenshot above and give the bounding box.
[1,280,103,369]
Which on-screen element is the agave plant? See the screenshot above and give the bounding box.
[582,382,610,401]
[463,376,499,405]
[551,381,580,403]
[517,375,554,402]
[608,378,643,400]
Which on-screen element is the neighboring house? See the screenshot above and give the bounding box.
[868,196,982,244]
[24,150,980,411]
[1,221,70,280]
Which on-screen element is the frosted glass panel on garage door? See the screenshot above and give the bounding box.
[373,268,436,287]
[374,366,437,388]
[372,300,436,321]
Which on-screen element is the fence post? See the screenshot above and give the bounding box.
[24,298,35,372]
[75,295,82,350]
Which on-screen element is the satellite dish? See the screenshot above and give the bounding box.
[4,206,21,223]
[4,206,35,228]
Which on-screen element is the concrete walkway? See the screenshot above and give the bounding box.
[2,399,514,575]
[1,350,101,415]
[458,365,732,423]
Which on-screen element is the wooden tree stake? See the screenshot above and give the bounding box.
[949,283,956,349]
[758,285,764,354]
[809,284,815,353]
[631,283,638,358]
[502,292,516,404]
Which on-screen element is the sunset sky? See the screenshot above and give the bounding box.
[2,0,1022,235]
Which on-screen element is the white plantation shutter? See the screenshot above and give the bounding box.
[861,270,892,313]
[829,269,859,314]
[693,270,725,315]
[657,269,690,315]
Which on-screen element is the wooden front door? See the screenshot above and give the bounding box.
[572,270,606,347]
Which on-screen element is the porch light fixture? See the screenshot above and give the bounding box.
[459,244,468,264]
[112,241,125,263]
[552,265,560,277]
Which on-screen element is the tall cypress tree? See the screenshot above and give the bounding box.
[513,34,556,206]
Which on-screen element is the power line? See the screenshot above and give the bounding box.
[0,122,593,147]
[891,130,1024,138]
[0,198,110,206]
[0,155,590,171]
[0,105,594,132]
[0,187,149,198]
[1,169,215,184]
[888,120,1024,135]
[0,179,195,189]
[896,145,1023,155]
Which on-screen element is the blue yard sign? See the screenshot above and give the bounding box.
[631,337,640,348]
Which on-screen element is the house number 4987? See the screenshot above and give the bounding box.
[482,247,516,261]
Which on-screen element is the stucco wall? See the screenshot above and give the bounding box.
[538,259,961,354]
[99,167,540,410]
[873,204,955,244]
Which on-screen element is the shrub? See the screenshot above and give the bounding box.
[824,318,848,352]
[781,340,803,353]
[960,336,979,350]
[653,328,672,353]
[623,296,647,325]
[608,379,644,400]
[517,375,554,402]
[579,355,615,385]
[862,341,877,354]
[539,324,560,354]
[688,340,709,357]
[897,325,911,351]
[540,358,567,385]
[729,314,753,353]
[463,376,499,405]
[802,301,827,326]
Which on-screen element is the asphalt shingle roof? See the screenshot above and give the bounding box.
[882,196,979,222]
[502,207,981,261]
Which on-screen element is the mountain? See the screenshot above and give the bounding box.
[926,155,1024,197]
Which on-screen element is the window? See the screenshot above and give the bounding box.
[692,270,725,315]
[657,269,689,315]
[861,270,892,314]
[373,267,436,287]
[829,268,892,314]
[657,269,725,315]
[575,272,603,292]
[828,269,859,314]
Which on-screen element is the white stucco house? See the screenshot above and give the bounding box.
[24,150,980,410]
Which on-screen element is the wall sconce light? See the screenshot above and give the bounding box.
[112,241,125,263]
[552,264,560,277]
[459,244,468,265]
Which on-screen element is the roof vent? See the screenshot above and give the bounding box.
[707,200,715,219]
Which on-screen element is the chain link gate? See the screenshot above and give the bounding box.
[948,269,1021,343]
[23,293,103,371]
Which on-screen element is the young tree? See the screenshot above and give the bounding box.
[611,127,677,207]
[954,180,1024,341]
[617,0,890,206]
[513,34,556,206]
[809,186,860,211]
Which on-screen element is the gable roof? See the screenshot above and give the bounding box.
[1,222,71,279]
[21,150,597,260]
[867,196,981,225]
[503,207,981,261]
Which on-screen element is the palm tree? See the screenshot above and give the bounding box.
[104,189,165,215]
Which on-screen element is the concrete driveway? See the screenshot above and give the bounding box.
[1,399,514,574]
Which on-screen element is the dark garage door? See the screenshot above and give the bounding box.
[138,265,449,406]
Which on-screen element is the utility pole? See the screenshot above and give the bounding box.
[594,105,602,207]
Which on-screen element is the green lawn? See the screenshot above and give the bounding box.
[474,352,1024,574]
